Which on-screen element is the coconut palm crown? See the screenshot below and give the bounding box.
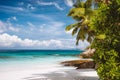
[65,0,109,45]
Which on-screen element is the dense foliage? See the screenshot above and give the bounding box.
[91,0,120,80]
[66,0,120,80]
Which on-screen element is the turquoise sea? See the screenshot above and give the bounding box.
[0,50,83,80]
[0,50,83,62]
[0,50,83,67]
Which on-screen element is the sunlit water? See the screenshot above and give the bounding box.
[0,50,83,80]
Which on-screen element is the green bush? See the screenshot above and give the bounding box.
[91,0,120,80]
[66,0,120,79]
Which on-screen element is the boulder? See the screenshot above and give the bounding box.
[61,60,95,69]
[79,48,95,58]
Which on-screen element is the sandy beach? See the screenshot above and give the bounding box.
[0,50,99,80]
[25,69,99,80]
[0,63,99,80]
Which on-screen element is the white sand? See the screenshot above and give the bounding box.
[0,57,99,80]
[0,64,99,80]
[24,68,99,80]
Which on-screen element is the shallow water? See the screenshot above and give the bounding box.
[0,50,82,64]
[0,50,83,80]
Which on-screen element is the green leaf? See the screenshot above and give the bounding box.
[65,25,73,31]
[67,8,85,21]
[72,27,78,36]
[65,23,77,31]
[96,34,106,39]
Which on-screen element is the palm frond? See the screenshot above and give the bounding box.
[72,27,78,36]
[67,8,85,21]
[65,23,78,31]
[66,0,96,45]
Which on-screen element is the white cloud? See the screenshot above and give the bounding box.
[0,5,25,12]
[12,16,17,21]
[18,2,35,10]
[0,21,7,33]
[26,13,53,21]
[76,40,90,50]
[0,5,35,13]
[9,27,19,32]
[0,3,35,13]
[27,4,35,10]
[7,16,17,21]
[0,20,20,33]
[38,21,65,36]
[0,33,89,49]
[64,0,76,7]
[27,22,35,27]
[37,0,64,10]
[27,22,36,31]
[17,7,24,11]
[0,33,65,49]
[23,21,65,36]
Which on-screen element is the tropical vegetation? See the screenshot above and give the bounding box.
[66,0,120,80]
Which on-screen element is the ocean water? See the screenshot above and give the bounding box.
[0,50,82,64]
[0,50,83,80]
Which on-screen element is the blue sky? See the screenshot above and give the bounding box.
[0,0,89,49]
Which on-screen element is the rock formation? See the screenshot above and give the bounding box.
[79,48,95,58]
[61,60,95,69]
[61,48,96,69]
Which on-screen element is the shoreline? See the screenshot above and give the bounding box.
[0,59,99,80]
[0,50,99,80]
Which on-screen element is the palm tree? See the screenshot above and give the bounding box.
[66,0,95,45]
